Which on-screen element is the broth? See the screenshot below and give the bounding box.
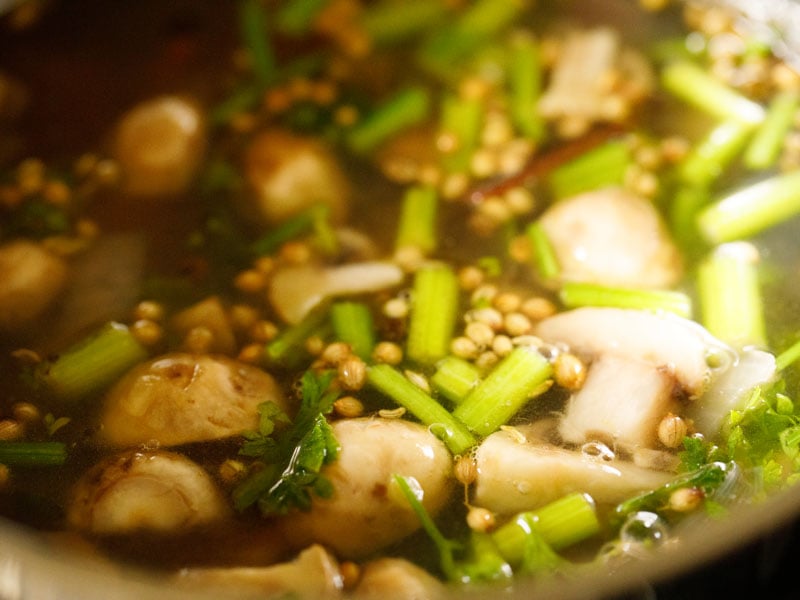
[2,1,800,597]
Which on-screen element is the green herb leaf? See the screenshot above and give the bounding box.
[233,370,341,515]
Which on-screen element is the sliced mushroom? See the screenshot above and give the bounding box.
[268,261,404,324]
[352,557,447,600]
[538,187,682,289]
[557,354,681,450]
[100,353,287,447]
[536,307,732,450]
[112,95,207,198]
[538,28,654,136]
[0,239,68,333]
[67,450,229,535]
[280,417,454,559]
[689,348,777,438]
[170,296,237,355]
[176,544,343,599]
[473,426,673,515]
[535,307,731,398]
[243,127,350,226]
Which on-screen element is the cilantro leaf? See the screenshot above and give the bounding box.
[233,369,341,515]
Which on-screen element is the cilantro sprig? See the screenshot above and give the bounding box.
[233,369,341,515]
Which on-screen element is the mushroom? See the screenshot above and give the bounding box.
[268,261,404,324]
[243,127,350,226]
[0,239,68,333]
[689,348,777,438]
[535,307,734,450]
[100,353,287,447]
[538,27,654,136]
[280,417,454,559]
[67,450,229,535]
[351,557,447,600]
[473,425,673,515]
[176,544,343,599]
[111,95,207,198]
[537,187,682,289]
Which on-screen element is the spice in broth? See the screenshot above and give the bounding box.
[2,0,800,597]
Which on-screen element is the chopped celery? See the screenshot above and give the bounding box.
[776,337,800,372]
[406,263,460,365]
[559,282,692,318]
[330,301,375,361]
[697,171,800,244]
[264,304,331,369]
[431,356,482,405]
[453,346,553,436]
[276,0,327,35]
[439,93,483,173]
[395,185,438,256]
[346,87,431,154]
[508,32,544,142]
[491,492,600,563]
[678,120,755,187]
[661,61,765,125]
[366,364,476,454]
[0,441,68,467]
[251,204,333,256]
[238,0,277,88]
[669,184,710,248]
[417,0,525,75]
[38,322,148,402]
[744,90,800,170]
[697,242,766,348]
[361,0,450,46]
[525,221,560,282]
[547,139,631,199]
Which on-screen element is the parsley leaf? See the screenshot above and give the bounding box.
[233,369,341,515]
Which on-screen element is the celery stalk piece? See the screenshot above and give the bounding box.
[525,221,560,282]
[678,120,755,187]
[696,170,800,244]
[276,0,327,35]
[661,61,765,125]
[491,492,600,562]
[238,0,277,89]
[251,204,331,256]
[330,301,376,361]
[431,356,482,405]
[559,282,692,318]
[547,140,631,199]
[439,93,483,173]
[0,441,68,467]
[697,242,766,349]
[744,90,800,170]
[508,32,544,142]
[453,346,553,436]
[366,364,476,454]
[669,184,710,248]
[776,337,800,372]
[361,0,450,46]
[417,0,524,75]
[395,185,438,256]
[264,303,331,369]
[38,322,148,402]
[346,87,431,154]
[406,263,460,365]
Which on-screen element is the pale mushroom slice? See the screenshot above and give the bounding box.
[537,187,682,289]
[176,544,344,599]
[473,427,673,516]
[100,352,287,447]
[280,417,454,559]
[67,450,230,535]
[267,261,404,324]
[535,307,733,398]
